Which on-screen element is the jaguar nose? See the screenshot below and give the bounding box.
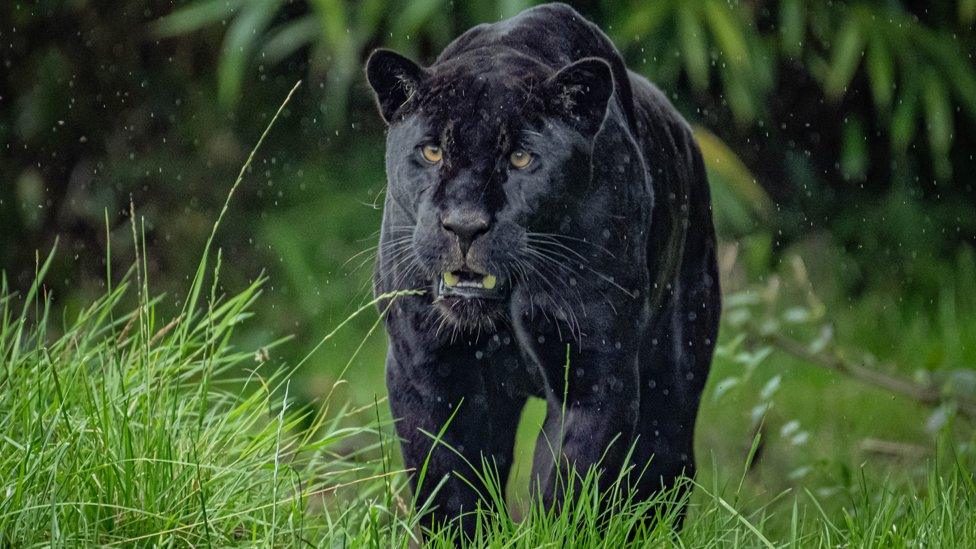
[442,211,490,256]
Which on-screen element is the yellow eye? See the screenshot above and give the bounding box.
[421,144,443,163]
[509,150,533,169]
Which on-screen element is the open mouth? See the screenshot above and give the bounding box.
[437,269,506,300]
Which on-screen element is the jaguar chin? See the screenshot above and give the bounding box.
[367,2,721,540]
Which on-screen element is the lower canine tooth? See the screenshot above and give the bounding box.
[443,272,459,287]
[482,274,497,290]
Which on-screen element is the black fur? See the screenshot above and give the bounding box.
[366,2,720,537]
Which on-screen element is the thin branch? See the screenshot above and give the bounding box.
[751,327,976,421]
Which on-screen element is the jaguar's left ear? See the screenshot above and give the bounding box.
[365,49,428,124]
[544,57,614,135]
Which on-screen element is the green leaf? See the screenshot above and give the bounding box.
[922,73,953,179]
[309,0,349,54]
[779,0,804,58]
[912,28,976,123]
[217,0,281,109]
[823,18,863,100]
[703,0,750,70]
[614,0,673,42]
[712,377,740,401]
[708,170,757,236]
[152,0,246,38]
[678,5,709,91]
[693,125,771,215]
[865,28,893,110]
[723,70,757,124]
[360,0,390,34]
[389,0,448,48]
[260,16,320,66]
[890,85,919,152]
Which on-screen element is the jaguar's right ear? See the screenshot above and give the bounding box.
[365,49,427,124]
[544,57,614,136]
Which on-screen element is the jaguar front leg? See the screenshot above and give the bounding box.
[384,309,527,539]
[514,314,642,509]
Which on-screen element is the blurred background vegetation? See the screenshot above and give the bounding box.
[2,0,975,515]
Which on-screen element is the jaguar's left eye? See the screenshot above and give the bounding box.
[509,149,533,169]
[421,143,443,163]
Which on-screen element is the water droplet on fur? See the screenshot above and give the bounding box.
[537,335,546,344]
[475,350,484,359]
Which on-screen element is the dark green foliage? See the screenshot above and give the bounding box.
[2,1,976,544]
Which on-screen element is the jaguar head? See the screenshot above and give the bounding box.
[366,47,614,330]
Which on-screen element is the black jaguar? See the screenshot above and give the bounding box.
[366,2,720,536]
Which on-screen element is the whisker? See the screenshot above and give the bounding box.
[525,236,591,263]
[516,250,583,341]
[521,246,590,342]
[526,231,616,258]
[344,234,413,270]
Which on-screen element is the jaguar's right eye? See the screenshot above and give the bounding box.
[421,144,443,163]
[509,149,533,169]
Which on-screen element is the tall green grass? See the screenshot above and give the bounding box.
[0,254,397,544]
